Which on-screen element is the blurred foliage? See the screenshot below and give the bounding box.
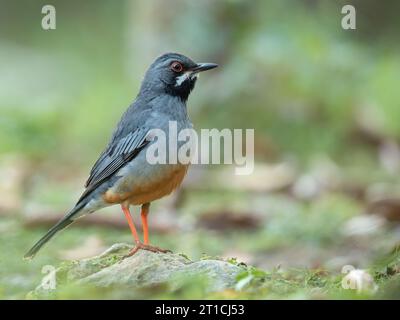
[0,0,400,299]
[0,0,399,167]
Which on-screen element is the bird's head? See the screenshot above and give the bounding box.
[140,53,218,101]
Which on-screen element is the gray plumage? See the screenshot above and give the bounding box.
[24,53,217,259]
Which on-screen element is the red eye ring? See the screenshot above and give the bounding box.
[170,61,183,73]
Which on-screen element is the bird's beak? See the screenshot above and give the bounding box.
[191,62,218,73]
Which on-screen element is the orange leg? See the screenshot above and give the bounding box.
[121,203,171,257]
[141,203,150,245]
[121,204,140,243]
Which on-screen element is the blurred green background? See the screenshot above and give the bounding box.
[0,0,400,299]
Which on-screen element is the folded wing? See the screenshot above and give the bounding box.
[77,127,150,204]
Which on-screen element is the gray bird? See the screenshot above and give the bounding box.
[25,53,218,259]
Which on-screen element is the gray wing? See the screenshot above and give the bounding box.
[77,127,150,204]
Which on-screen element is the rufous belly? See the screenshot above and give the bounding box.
[102,164,188,206]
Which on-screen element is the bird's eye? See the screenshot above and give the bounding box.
[170,61,183,73]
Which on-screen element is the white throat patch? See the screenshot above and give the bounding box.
[175,72,198,87]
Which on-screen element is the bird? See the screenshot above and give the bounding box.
[24,53,218,259]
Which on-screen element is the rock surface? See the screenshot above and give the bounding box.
[33,243,244,297]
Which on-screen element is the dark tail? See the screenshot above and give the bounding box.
[24,202,85,260]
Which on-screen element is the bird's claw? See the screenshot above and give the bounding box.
[124,241,172,258]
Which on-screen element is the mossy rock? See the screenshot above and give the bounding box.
[30,243,244,298]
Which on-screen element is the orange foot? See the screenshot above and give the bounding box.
[124,241,172,258]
